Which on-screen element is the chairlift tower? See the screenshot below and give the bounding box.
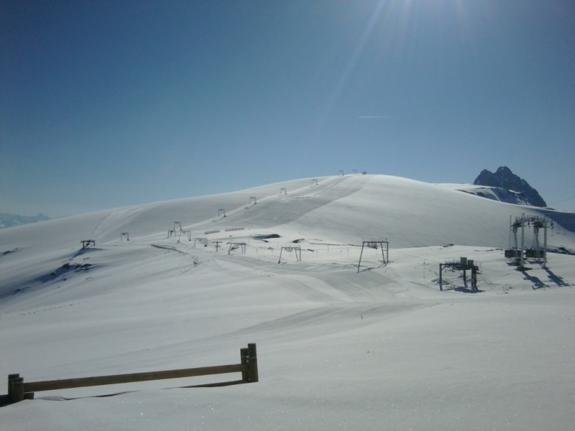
[357,240,389,273]
[278,246,302,264]
[228,242,247,255]
[505,214,552,267]
[81,240,96,249]
[439,257,479,292]
[169,221,184,242]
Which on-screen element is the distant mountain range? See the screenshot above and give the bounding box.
[472,166,547,208]
[0,212,50,229]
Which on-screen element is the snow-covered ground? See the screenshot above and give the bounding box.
[1,174,574,430]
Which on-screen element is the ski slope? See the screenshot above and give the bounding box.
[1,174,574,430]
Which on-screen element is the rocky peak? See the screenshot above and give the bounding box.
[473,166,547,207]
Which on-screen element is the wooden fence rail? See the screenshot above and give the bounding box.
[4,343,258,405]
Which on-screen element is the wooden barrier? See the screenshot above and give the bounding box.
[5,344,258,405]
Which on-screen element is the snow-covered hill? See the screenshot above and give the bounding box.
[1,175,573,256]
[1,174,574,430]
[0,212,50,229]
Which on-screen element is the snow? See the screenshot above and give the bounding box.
[438,183,538,207]
[1,174,574,430]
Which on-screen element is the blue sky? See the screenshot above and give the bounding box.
[1,0,574,216]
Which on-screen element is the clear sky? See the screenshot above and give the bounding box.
[1,0,574,216]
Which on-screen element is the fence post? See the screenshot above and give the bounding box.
[439,264,443,291]
[240,347,249,382]
[8,374,25,403]
[246,343,259,383]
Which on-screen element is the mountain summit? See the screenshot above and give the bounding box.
[473,166,547,207]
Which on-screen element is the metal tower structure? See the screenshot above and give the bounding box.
[505,215,552,267]
[357,240,389,273]
[278,246,302,264]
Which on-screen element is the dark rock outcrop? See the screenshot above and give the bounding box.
[473,167,547,207]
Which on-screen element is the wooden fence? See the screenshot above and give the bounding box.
[4,344,258,405]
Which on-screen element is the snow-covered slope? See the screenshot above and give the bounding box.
[2,175,573,255]
[0,213,50,229]
[444,183,538,206]
[1,174,574,430]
